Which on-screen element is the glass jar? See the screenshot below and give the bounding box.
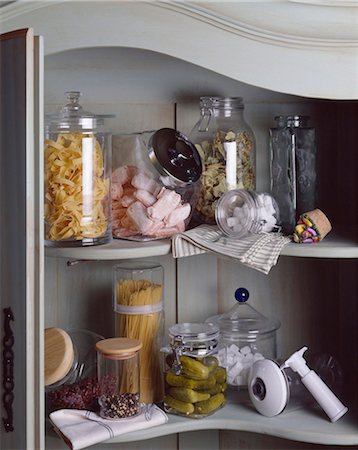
[190,97,256,224]
[269,115,317,234]
[113,261,164,404]
[111,128,202,240]
[215,189,280,238]
[44,328,104,412]
[44,91,112,247]
[161,322,227,419]
[96,337,142,420]
[206,288,280,389]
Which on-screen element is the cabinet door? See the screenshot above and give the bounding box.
[0,28,44,450]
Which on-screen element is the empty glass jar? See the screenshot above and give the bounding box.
[96,337,142,420]
[44,91,112,247]
[190,97,256,224]
[269,115,317,234]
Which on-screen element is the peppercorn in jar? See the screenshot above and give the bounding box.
[161,323,227,419]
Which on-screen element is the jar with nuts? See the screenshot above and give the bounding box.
[190,97,256,224]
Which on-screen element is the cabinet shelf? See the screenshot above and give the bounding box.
[45,234,357,261]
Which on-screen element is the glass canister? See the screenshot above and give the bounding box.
[44,91,112,247]
[113,261,164,404]
[44,327,104,412]
[96,337,142,420]
[206,288,280,389]
[215,189,280,238]
[161,322,227,419]
[111,128,202,240]
[269,115,317,234]
[190,97,256,224]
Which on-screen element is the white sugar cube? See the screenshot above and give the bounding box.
[240,346,251,356]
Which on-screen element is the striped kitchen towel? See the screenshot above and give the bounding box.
[49,405,168,450]
[172,225,291,274]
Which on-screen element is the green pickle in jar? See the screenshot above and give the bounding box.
[162,323,226,419]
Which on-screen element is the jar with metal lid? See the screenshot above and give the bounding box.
[45,91,112,247]
[161,322,227,419]
[269,115,317,234]
[96,337,142,420]
[111,128,202,240]
[215,189,280,238]
[44,327,104,412]
[206,288,280,388]
[190,97,256,224]
[113,261,164,404]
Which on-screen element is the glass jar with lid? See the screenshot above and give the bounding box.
[96,337,142,420]
[161,322,227,419]
[44,91,112,247]
[111,128,202,240]
[190,97,256,224]
[215,189,280,238]
[44,327,104,412]
[206,288,280,389]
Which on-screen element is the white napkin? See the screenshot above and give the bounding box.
[49,405,168,450]
[172,225,291,274]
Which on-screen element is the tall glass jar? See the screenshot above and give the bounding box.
[161,322,227,419]
[190,97,256,224]
[96,337,142,420]
[113,261,164,404]
[44,91,112,247]
[269,115,317,234]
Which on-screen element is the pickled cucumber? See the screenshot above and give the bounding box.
[202,356,219,372]
[201,382,227,395]
[164,395,194,415]
[169,387,210,403]
[213,367,226,384]
[194,393,225,415]
[180,356,210,380]
[166,372,216,390]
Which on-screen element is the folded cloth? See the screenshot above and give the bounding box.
[49,405,168,450]
[172,225,291,274]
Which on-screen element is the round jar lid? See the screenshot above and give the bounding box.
[148,128,202,183]
[44,327,74,386]
[248,359,289,417]
[169,322,219,343]
[95,337,142,357]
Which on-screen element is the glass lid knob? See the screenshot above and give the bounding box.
[235,287,249,303]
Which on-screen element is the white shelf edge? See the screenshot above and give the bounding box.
[104,393,358,446]
[45,234,357,261]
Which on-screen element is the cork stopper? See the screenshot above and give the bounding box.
[303,209,332,240]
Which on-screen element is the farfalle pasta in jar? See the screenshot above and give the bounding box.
[111,128,202,240]
[45,92,112,247]
[190,97,256,224]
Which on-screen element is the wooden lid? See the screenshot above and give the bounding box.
[95,337,142,357]
[44,327,74,386]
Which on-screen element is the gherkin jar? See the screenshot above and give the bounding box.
[190,97,256,224]
[269,115,317,234]
[44,91,112,247]
[161,323,227,419]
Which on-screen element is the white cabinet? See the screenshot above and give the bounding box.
[1,2,357,450]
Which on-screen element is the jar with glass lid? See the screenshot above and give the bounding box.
[111,128,202,240]
[190,97,256,224]
[206,288,280,389]
[44,91,112,247]
[161,322,227,419]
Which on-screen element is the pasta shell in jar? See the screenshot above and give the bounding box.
[44,91,112,247]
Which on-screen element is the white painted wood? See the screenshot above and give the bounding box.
[1,1,358,99]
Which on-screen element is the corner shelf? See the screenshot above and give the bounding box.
[45,234,357,261]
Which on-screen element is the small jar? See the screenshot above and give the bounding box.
[113,261,164,404]
[96,338,142,420]
[45,91,112,247]
[206,288,280,388]
[162,323,227,419]
[215,189,280,238]
[190,97,256,224]
[111,128,202,240]
[44,328,104,412]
